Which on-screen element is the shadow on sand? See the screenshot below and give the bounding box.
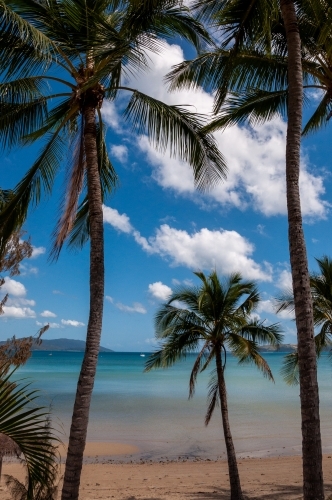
[124,481,332,500]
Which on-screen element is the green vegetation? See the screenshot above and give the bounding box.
[0,2,226,499]
[277,256,332,385]
[146,270,282,500]
[0,367,58,500]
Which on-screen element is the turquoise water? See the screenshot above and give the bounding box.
[14,351,332,460]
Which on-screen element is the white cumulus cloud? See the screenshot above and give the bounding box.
[2,306,36,318]
[276,269,293,291]
[111,144,128,163]
[61,319,85,327]
[102,100,119,129]
[103,205,272,281]
[6,297,35,307]
[40,310,57,318]
[257,299,294,320]
[31,245,46,258]
[116,302,147,314]
[103,206,133,233]
[145,225,272,281]
[127,42,328,220]
[37,321,62,329]
[148,281,172,301]
[1,278,27,297]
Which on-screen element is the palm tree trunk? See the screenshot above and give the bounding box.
[61,104,104,500]
[280,1,324,498]
[215,345,243,500]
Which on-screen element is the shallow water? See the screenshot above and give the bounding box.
[14,351,332,460]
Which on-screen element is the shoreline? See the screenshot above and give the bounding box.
[58,440,332,465]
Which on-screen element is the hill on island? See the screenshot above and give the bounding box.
[0,338,113,352]
[259,344,297,353]
[34,338,114,352]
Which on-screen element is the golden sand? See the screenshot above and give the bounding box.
[1,446,332,499]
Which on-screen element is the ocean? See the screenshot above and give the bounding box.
[13,351,332,460]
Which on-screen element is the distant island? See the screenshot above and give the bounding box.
[259,344,297,353]
[0,338,113,352]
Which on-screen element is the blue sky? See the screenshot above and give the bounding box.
[1,40,332,351]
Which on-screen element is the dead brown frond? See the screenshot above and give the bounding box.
[51,119,86,259]
[189,341,208,398]
[0,231,32,276]
[0,325,49,375]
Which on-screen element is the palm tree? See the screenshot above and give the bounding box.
[145,270,283,500]
[277,256,332,385]
[0,2,226,499]
[167,1,325,496]
[0,367,58,500]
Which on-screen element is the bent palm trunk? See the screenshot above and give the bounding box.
[61,104,105,500]
[215,345,243,500]
[280,1,324,498]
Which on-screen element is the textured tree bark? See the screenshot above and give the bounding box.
[215,345,243,500]
[280,1,324,498]
[61,105,104,500]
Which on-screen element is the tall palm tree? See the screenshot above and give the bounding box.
[0,2,227,499]
[277,256,332,385]
[167,1,325,496]
[145,271,283,500]
[0,367,58,500]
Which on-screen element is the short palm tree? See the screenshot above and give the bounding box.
[145,271,283,500]
[167,2,326,496]
[277,256,332,385]
[0,2,226,499]
[0,367,58,500]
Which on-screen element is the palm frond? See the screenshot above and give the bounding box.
[205,369,219,426]
[239,320,283,346]
[0,368,58,500]
[227,333,274,380]
[302,92,331,136]
[204,89,288,133]
[67,197,90,250]
[281,351,299,386]
[275,289,294,315]
[51,119,86,259]
[0,132,67,255]
[145,329,202,372]
[315,323,332,356]
[5,471,59,500]
[123,89,227,191]
[64,117,118,252]
[189,341,209,398]
[0,1,54,78]
[0,100,48,150]
[155,305,205,340]
[120,0,210,51]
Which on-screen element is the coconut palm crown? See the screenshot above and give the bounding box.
[146,270,283,500]
[169,0,332,137]
[166,2,327,497]
[0,2,227,499]
[0,0,226,254]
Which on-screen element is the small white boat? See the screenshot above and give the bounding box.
[140,353,145,357]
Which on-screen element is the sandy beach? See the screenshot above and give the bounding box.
[1,443,332,500]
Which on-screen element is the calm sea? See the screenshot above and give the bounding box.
[14,351,332,460]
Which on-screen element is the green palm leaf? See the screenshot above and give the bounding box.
[0,132,67,255]
[280,352,299,386]
[0,368,58,500]
[123,89,227,190]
